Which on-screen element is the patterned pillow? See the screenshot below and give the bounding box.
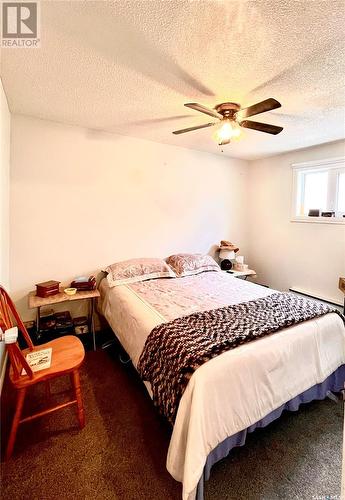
[105,258,176,287]
[166,253,220,277]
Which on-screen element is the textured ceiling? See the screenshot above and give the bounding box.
[1,0,345,159]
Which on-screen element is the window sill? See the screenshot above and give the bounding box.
[291,216,345,225]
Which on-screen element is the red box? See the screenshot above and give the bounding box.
[35,280,60,298]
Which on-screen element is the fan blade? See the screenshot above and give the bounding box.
[129,114,192,125]
[184,103,223,120]
[172,122,216,135]
[240,120,283,135]
[237,98,281,119]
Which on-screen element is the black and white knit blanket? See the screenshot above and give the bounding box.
[137,292,343,424]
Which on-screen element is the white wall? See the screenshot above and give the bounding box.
[0,79,10,289]
[10,115,344,319]
[10,115,249,319]
[0,78,11,387]
[247,140,345,305]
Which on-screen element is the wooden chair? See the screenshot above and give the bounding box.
[0,285,86,460]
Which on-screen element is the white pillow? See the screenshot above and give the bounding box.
[105,258,176,287]
[166,253,220,277]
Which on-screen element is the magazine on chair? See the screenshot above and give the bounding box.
[22,348,52,375]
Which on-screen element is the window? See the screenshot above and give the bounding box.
[291,157,345,223]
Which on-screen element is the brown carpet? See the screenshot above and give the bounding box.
[1,346,343,499]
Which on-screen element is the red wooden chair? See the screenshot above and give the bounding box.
[0,285,85,460]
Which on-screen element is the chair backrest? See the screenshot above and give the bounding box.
[0,285,34,380]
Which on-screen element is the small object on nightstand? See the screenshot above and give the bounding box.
[234,263,249,272]
[218,240,239,269]
[55,311,74,333]
[308,209,320,217]
[73,316,89,335]
[70,276,96,291]
[64,287,77,296]
[321,211,335,217]
[219,249,236,260]
[220,259,232,270]
[36,280,60,298]
[39,313,56,333]
[234,255,249,272]
[219,240,239,252]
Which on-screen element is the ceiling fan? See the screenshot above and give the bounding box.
[172,98,283,145]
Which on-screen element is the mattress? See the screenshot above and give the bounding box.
[99,271,345,500]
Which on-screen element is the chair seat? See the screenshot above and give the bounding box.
[9,336,85,388]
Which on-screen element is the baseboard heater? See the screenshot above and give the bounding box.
[289,287,343,308]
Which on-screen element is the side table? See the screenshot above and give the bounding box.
[28,288,100,351]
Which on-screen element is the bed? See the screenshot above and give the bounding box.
[99,270,345,500]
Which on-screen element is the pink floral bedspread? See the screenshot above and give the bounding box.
[129,271,273,321]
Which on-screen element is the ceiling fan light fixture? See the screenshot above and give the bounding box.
[172,99,282,143]
[230,121,243,143]
[212,119,242,146]
[230,120,241,139]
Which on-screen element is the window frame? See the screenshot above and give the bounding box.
[291,156,345,225]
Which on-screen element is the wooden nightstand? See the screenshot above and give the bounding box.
[224,269,257,280]
[28,288,100,350]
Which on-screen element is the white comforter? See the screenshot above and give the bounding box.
[99,272,345,500]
